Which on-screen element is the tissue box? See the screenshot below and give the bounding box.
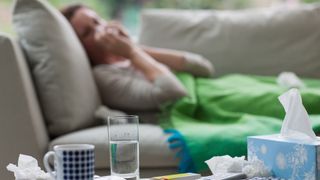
[247,134,320,180]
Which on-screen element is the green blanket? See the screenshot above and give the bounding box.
[159,73,320,172]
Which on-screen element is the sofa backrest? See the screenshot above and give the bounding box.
[139,5,320,78]
[12,0,102,137]
[0,33,49,179]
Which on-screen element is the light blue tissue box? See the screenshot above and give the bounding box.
[247,134,320,180]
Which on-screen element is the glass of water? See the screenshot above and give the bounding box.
[108,115,139,180]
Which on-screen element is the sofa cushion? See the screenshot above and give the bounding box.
[12,0,101,137]
[50,124,179,168]
[139,5,320,78]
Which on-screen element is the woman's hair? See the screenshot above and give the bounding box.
[60,4,86,21]
[61,4,96,66]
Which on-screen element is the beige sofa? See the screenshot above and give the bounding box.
[2,1,320,179]
[0,33,180,179]
[1,1,179,179]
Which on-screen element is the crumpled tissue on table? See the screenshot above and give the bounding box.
[205,155,271,179]
[7,154,53,180]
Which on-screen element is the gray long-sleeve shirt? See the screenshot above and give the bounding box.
[93,52,213,111]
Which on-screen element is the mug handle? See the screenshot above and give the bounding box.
[43,151,55,179]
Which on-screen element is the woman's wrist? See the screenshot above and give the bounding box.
[127,46,142,59]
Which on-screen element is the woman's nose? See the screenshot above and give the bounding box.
[94,25,106,42]
[100,20,108,27]
[95,25,105,33]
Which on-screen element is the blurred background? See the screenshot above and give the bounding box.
[1,0,319,37]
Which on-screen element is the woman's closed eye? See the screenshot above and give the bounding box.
[93,18,101,25]
[81,20,100,38]
[81,17,103,38]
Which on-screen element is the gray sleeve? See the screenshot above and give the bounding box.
[182,52,214,77]
[93,66,187,111]
[94,105,126,124]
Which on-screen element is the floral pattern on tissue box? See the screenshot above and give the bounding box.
[247,134,320,180]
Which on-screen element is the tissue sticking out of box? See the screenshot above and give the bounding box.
[278,88,317,141]
[7,154,52,180]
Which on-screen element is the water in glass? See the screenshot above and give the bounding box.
[110,140,139,179]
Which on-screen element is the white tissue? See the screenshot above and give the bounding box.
[205,155,270,178]
[278,88,317,141]
[205,155,245,173]
[277,72,305,89]
[7,154,52,180]
[242,158,271,178]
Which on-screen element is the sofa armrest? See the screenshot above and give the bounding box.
[0,33,49,178]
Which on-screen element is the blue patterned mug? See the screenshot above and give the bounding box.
[43,144,95,180]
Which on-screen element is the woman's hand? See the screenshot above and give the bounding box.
[108,21,130,39]
[94,26,136,59]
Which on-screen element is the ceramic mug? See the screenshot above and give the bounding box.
[43,144,95,180]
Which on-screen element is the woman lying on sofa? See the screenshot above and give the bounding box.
[61,4,320,173]
[61,4,214,112]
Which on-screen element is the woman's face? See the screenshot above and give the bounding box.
[70,8,121,65]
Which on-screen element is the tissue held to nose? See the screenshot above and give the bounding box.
[7,154,52,180]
